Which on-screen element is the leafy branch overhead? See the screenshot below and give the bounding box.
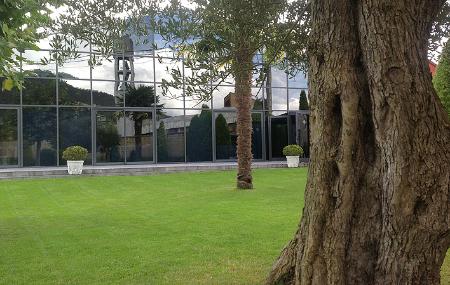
[0,0,57,90]
[154,0,310,102]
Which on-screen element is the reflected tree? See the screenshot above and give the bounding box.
[22,108,56,166]
[157,121,168,162]
[187,105,212,161]
[118,85,161,160]
[96,121,121,161]
[215,113,232,159]
[298,90,308,110]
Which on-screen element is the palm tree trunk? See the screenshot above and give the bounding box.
[234,46,254,189]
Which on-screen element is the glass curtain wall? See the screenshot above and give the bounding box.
[0,109,19,166]
[0,40,309,167]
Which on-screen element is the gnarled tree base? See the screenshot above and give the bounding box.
[267,0,450,284]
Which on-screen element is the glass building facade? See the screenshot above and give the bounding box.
[0,42,310,168]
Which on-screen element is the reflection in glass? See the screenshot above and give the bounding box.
[215,112,235,160]
[252,113,263,159]
[59,79,91,106]
[271,116,288,159]
[288,89,309,110]
[296,114,310,158]
[157,109,185,162]
[213,86,235,109]
[156,85,183,108]
[0,79,20,104]
[288,71,308,88]
[22,78,57,105]
[23,107,57,166]
[125,111,154,162]
[186,109,212,162]
[91,56,115,80]
[270,67,287,87]
[155,57,182,83]
[92,81,122,107]
[96,111,125,163]
[58,54,91,80]
[185,85,212,109]
[22,50,56,75]
[215,112,263,160]
[59,108,92,165]
[0,109,18,166]
[252,88,264,110]
[124,84,158,107]
[133,56,154,82]
[269,88,287,110]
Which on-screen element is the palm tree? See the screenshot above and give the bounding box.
[119,85,163,160]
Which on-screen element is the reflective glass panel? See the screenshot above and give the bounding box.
[133,56,154,82]
[22,50,56,77]
[156,85,184,109]
[0,79,20,104]
[155,57,182,83]
[215,112,237,160]
[59,108,92,165]
[269,88,287,110]
[288,89,309,110]
[186,109,212,162]
[213,86,235,109]
[58,53,91,80]
[184,85,211,109]
[288,71,308,88]
[92,81,123,107]
[23,107,57,166]
[296,113,310,158]
[156,109,185,162]
[96,111,125,163]
[125,111,154,162]
[22,78,57,105]
[0,109,18,166]
[91,56,116,80]
[270,67,287,87]
[58,79,91,106]
[270,116,288,159]
[252,113,263,159]
[125,83,156,107]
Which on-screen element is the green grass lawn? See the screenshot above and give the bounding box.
[0,168,448,284]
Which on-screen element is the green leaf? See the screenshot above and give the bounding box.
[2,78,14,91]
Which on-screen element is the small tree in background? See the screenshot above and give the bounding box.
[298,90,308,110]
[215,114,232,160]
[433,41,450,117]
[186,105,212,162]
[157,121,168,162]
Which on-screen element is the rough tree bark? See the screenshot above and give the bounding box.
[234,44,254,189]
[267,0,450,284]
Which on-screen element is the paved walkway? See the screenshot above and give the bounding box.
[0,161,303,179]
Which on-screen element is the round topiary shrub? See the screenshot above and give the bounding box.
[282,144,304,156]
[62,146,88,161]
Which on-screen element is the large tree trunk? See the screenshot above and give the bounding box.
[234,46,254,189]
[267,0,450,284]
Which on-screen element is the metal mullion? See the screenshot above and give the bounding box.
[19,52,23,167]
[56,53,60,166]
[182,55,187,163]
[210,74,216,162]
[122,49,127,165]
[153,47,158,164]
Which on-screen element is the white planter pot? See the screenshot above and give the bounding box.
[286,156,300,168]
[67,160,84,175]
